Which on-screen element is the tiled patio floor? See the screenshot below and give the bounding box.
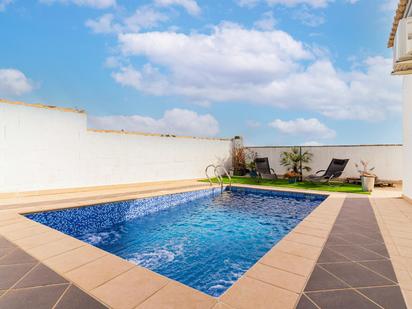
[297,198,407,308]
[0,182,410,308]
[0,236,107,309]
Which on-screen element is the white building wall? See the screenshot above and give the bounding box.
[404,76,412,199]
[247,145,402,181]
[0,102,232,193]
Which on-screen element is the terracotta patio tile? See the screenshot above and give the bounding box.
[44,245,106,273]
[0,220,37,234]
[92,266,170,309]
[397,246,412,258]
[64,254,134,291]
[274,239,322,260]
[14,231,66,250]
[2,225,50,241]
[390,230,412,240]
[246,262,306,293]
[284,232,325,248]
[137,281,216,309]
[293,226,330,239]
[26,237,85,260]
[220,276,298,309]
[392,237,412,249]
[299,221,331,231]
[212,302,234,309]
[0,218,25,227]
[393,269,412,291]
[260,250,315,277]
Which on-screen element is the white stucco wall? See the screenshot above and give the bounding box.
[404,76,412,199]
[247,145,402,181]
[0,102,232,193]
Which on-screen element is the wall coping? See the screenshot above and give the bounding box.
[0,98,232,142]
[247,144,403,148]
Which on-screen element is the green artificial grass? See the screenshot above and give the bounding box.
[201,176,369,194]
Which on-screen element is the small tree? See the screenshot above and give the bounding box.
[280,147,313,178]
[231,146,247,176]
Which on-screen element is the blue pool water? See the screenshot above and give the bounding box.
[26,187,326,297]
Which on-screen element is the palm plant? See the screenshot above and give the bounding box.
[280,147,313,177]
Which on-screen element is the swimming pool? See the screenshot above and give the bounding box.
[26,187,326,297]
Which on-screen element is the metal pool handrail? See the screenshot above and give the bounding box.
[205,164,232,190]
[205,164,216,186]
[214,165,232,189]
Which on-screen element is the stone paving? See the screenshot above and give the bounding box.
[0,236,107,309]
[297,198,407,308]
[0,182,410,309]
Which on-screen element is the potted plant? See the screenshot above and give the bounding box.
[284,171,300,183]
[355,160,376,192]
[280,147,313,182]
[231,146,247,176]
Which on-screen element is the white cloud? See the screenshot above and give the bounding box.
[0,69,34,96]
[40,0,116,9]
[85,13,118,33]
[293,7,325,27]
[88,108,219,137]
[0,0,12,12]
[269,118,336,139]
[236,0,260,8]
[154,0,201,16]
[86,6,168,34]
[254,11,277,30]
[112,23,401,121]
[124,6,169,32]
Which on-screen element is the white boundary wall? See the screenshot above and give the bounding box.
[404,76,412,199]
[247,145,402,181]
[0,101,232,193]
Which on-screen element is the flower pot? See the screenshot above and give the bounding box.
[361,176,375,192]
[288,177,298,184]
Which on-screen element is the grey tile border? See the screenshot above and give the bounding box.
[298,198,408,308]
[358,286,408,309]
[55,285,108,309]
[0,284,70,309]
[305,289,380,309]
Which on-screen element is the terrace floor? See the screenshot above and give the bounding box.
[0,180,411,308]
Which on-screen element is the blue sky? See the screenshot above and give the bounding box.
[0,0,403,145]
